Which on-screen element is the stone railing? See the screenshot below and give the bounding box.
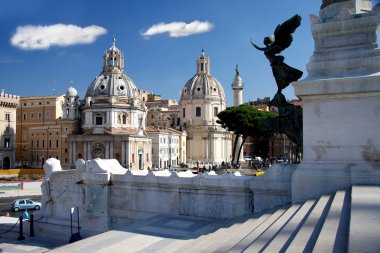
[35,158,294,240]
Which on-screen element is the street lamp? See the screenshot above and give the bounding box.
[45,128,49,165]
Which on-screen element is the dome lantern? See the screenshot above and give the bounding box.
[196,49,210,74]
[103,37,124,74]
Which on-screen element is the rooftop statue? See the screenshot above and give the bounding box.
[251,14,303,93]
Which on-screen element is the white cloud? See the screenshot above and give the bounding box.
[11,24,107,50]
[142,20,214,38]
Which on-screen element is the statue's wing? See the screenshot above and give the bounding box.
[272,14,301,54]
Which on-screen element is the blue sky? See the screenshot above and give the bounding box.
[0,0,322,105]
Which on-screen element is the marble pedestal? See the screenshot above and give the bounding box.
[292,1,380,202]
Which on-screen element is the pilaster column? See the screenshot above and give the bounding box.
[73,141,77,162]
[69,141,73,164]
[84,141,87,160]
[105,141,110,158]
[121,141,125,164]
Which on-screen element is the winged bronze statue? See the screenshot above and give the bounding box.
[251,14,303,92]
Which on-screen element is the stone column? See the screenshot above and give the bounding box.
[121,141,125,165]
[69,141,73,165]
[73,141,77,163]
[84,141,87,160]
[105,141,110,158]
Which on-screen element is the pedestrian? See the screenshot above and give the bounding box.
[22,209,29,221]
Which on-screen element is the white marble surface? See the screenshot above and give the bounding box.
[292,0,380,203]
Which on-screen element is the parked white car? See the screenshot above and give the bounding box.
[11,199,41,212]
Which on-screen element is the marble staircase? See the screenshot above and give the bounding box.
[49,185,380,253]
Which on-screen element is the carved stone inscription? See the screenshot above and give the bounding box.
[86,185,106,215]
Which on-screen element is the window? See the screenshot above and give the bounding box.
[95,116,103,125]
[38,112,42,119]
[49,140,52,148]
[122,114,127,124]
[214,107,219,117]
[4,138,10,148]
[30,112,34,120]
[196,107,201,117]
[46,111,50,119]
[23,113,26,120]
[183,108,185,118]
[56,140,59,148]
[5,113,10,121]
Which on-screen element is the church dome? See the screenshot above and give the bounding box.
[85,38,139,100]
[180,50,226,102]
[66,86,78,97]
[86,73,139,98]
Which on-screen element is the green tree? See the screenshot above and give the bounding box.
[217,104,276,164]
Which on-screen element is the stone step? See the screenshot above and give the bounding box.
[263,199,316,253]
[285,195,332,253]
[243,204,301,253]
[349,185,380,253]
[152,217,236,253]
[312,190,347,253]
[227,207,288,253]
[211,211,275,253]
[177,215,252,253]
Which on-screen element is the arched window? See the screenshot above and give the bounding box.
[196,107,201,117]
[122,114,127,124]
[214,107,219,117]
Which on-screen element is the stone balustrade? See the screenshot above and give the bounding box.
[35,158,294,239]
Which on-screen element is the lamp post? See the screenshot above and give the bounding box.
[46,128,49,162]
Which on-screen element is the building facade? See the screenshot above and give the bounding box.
[0,91,19,169]
[179,50,232,164]
[146,126,184,169]
[15,93,79,168]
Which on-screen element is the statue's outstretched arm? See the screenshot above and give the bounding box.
[250,39,266,51]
